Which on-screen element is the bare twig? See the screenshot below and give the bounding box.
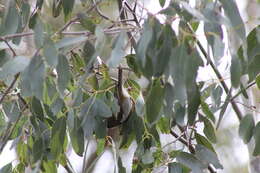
[0,37,17,56]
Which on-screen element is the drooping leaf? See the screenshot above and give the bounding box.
[239,114,255,144]
[43,37,58,67]
[2,102,20,122]
[168,162,190,173]
[126,54,142,77]
[146,79,165,124]
[0,163,12,173]
[217,89,231,129]
[57,54,71,96]
[62,0,75,21]
[50,117,67,159]
[136,18,153,67]
[0,56,30,80]
[82,40,95,66]
[257,75,260,89]
[195,145,223,169]
[55,36,87,49]
[195,133,215,153]
[177,152,206,173]
[33,17,45,48]
[108,32,127,68]
[230,55,242,88]
[201,116,217,143]
[20,55,45,100]
[0,0,19,35]
[69,116,84,156]
[201,100,215,123]
[253,122,260,156]
[30,96,44,120]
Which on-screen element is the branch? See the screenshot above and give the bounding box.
[0,73,20,105]
[187,25,243,121]
[170,130,217,173]
[0,37,17,56]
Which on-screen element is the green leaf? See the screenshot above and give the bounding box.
[20,55,45,100]
[52,0,63,17]
[30,97,44,120]
[82,41,95,66]
[96,138,106,156]
[2,102,20,122]
[1,0,19,35]
[200,101,215,123]
[230,55,242,88]
[217,90,231,129]
[42,161,57,173]
[32,138,44,162]
[57,54,71,96]
[33,17,45,48]
[146,79,165,124]
[126,54,142,77]
[0,163,12,173]
[195,145,223,169]
[201,116,217,143]
[253,122,260,156]
[159,0,166,7]
[257,75,260,89]
[62,0,75,21]
[69,116,84,156]
[0,56,30,80]
[108,32,127,68]
[239,114,255,144]
[136,18,153,67]
[168,162,190,173]
[135,94,145,117]
[195,133,215,153]
[50,117,67,159]
[43,37,58,67]
[219,0,245,40]
[55,36,87,49]
[248,55,260,81]
[177,152,206,173]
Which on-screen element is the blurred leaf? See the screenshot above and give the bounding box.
[159,0,166,7]
[219,0,245,40]
[43,161,57,173]
[2,102,20,122]
[136,18,153,67]
[201,101,215,123]
[0,0,19,35]
[96,138,105,156]
[231,55,242,88]
[201,116,217,143]
[0,163,12,173]
[239,114,255,144]
[33,17,45,48]
[240,83,249,99]
[253,122,260,156]
[195,145,223,169]
[62,0,75,21]
[126,54,142,77]
[146,79,165,124]
[30,97,44,120]
[135,93,145,117]
[108,32,127,68]
[32,138,44,162]
[77,13,96,33]
[55,36,87,49]
[52,0,63,17]
[248,54,260,81]
[57,54,71,95]
[195,133,215,153]
[50,117,67,159]
[217,89,231,129]
[257,75,260,89]
[168,162,190,173]
[177,152,206,173]
[0,56,30,80]
[43,38,58,67]
[69,116,84,156]
[82,41,95,66]
[20,55,45,100]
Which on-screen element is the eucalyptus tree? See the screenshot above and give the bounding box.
[0,0,260,173]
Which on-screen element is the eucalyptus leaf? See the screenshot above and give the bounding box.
[239,114,255,144]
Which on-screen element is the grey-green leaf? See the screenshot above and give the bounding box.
[108,32,127,68]
[230,55,242,88]
[55,36,87,49]
[219,0,245,40]
[239,114,255,144]
[253,122,260,156]
[177,152,206,173]
[43,38,58,67]
[195,145,223,169]
[57,54,71,96]
[0,56,30,80]
[146,79,165,124]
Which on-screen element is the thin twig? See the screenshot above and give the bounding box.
[170,130,217,173]
[0,38,17,56]
[0,73,20,105]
